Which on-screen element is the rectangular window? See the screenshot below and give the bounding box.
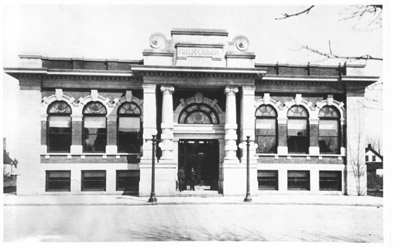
[372,156,376,162]
[319,120,339,154]
[48,116,72,152]
[83,117,107,152]
[256,119,277,153]
[288,170,310,190]
[258,170,278,190]
[81,170,106,191]
[287,119,308,153]
[118,117,141,153]
[46,171,71,192]
[116,170,140,193]
[366,156,369,162]
[319,171,342,191]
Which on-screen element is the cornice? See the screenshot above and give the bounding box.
[171,28,228,36]
[4,67,135,81]
[225,52,256,59]
[131,65,266,79]
[175,43,225,49]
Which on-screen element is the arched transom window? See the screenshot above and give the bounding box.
[47,101,72,152]
[118,102,142,153]
[83,102,107,153]
[287,105,309,154]
[319,106,340,154]
[178,103,219,124]
[255,105,277,153]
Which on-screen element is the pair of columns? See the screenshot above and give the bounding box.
[141,84,256,163]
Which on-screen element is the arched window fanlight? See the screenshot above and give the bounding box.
[178,103,219,124]
[47,101,72,152]
[319,106,340,154]
[255,105,278,153]
[287,105,309,153]
[82,102,107,153]
[117,102,142,153]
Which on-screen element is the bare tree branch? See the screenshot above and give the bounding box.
[275,5,314,20]
[301,45,383,61]
[339,5,382,28]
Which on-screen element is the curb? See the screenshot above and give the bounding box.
[3,202,383,207]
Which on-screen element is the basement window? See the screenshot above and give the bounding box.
[81,170,106,191]
[319,171,342,191]
[116,170,140,193]
[288,170,310,190]
[46,171,71,192]
[258,170,278,190]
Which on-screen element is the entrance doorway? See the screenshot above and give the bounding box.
[178,139,219,191]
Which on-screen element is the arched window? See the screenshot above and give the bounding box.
[287,105,309,153]
[117,102,142,153]
[255,105,277,153]
[178,103,219,124]
[47,101,72,152]
[319,106,340,154]
[83,102,107,153]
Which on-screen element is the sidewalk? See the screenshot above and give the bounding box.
[3,193,383,207]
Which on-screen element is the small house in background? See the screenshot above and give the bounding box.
[365,144,383,195]
[3,138,18,193]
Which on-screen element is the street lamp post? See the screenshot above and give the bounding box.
[244,136,252,202]
[148,135,157,203]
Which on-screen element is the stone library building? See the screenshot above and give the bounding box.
[4,29,379,196]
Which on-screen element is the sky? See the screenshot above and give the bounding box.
[1,3,383,154]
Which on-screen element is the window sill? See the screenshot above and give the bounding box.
[41,153,141,159]
[256,153,344,160]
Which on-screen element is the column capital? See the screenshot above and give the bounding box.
[241,85,255,95]
[142,84,157,93]
[225,86,239,95]
[160,85,175,94]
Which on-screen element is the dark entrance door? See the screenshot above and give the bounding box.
[178,139,219,190]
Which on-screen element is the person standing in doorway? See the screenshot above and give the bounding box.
[177,167,185,192]
[190,168,196,191]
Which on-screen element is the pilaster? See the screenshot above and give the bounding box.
[71,115,83,154]
[240,86,257,161]
[309,118,320,155]
[106,115,118,154]
[141,84,157,161]
[277,118,288,155]
[15,81,43,194]
[345,92,367,196]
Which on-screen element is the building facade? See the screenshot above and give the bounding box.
[4,29,379,196]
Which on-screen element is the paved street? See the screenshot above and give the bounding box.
[4,204,382,242]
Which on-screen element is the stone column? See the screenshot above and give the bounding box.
[222,86,243,196]
[309,119,319,155]
[160,85,175,161]
[345,91,367,196]
[141,84,157,160]
[224,86,239,161]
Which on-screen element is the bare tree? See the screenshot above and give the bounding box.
[275,5,383,61]
[301,44,382,61]
[275,5,314,20]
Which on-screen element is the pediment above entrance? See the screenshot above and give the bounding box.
[142,28,257,69]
